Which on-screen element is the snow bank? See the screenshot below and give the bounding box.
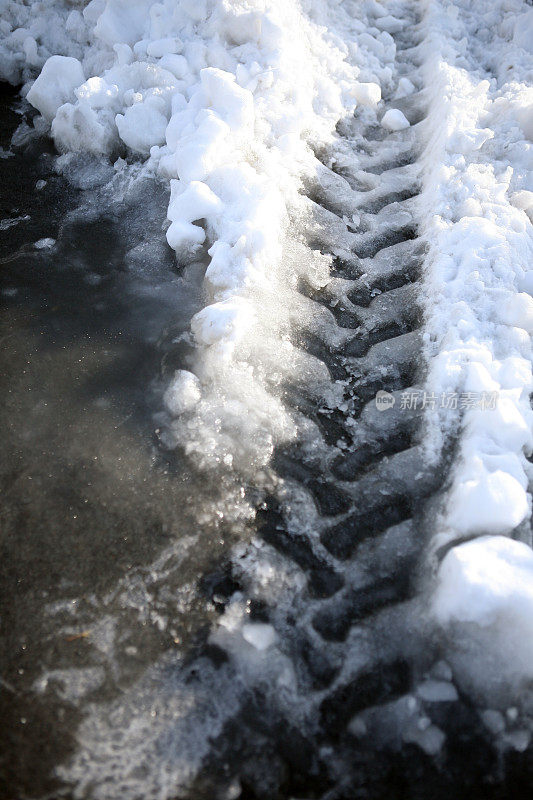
[0,0,107,85]
[0,0,401,476]
[421,0,533,548]
[421,0,533,703]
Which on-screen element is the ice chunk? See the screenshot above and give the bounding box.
[433,537,533,700]
[95,0,153,46]
[513,9,533,54]
[164,110,230,183]
[447,458,529,538]
[353,81,381,106]
[191,297,255,348]
[499,292,533,334]
[165,180,222,252]
[434,537,533,629]
[116,98,168,154]
[52,103,114,155]
[242,623,277,651]
[34,238,56,249]
[200,68,254,133]
[26,56,85,122]
[416,680,458,703]
[163,371,201,416]
[375,15,404,34]
[396,77,415,98]
[381,108,410,131]
[513,91,533,141]
[481,709,505,735]
[504,730,531,752]
[510,190,533,215]
[430,660,453,682]
[75,77,119,110]
[404,723,445,756]
[146,37,182,58]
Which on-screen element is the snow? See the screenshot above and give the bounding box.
[381,107,410,130]
[404,721,445,756]
[241,622,277,651]
[2,0,379,473]
[2,0,533,729]
[395,76,415,98]
[162,370,201,417]
[513,9,533,55]
[432,536,533,704]
[420,0,533,695]
[481,709,506,735]
[26,55,85,121]
[353,81,381,106]
[416,679,458,703]
[34,237,56,249]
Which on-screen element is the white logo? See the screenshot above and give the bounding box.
[375,390,395,411]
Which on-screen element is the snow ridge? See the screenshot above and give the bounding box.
[421,0,533,707]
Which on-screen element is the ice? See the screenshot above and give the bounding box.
[395,77,415,98]
[404,723,445,756]
[481,709,505,735]
[26,56,85,122]
[375,15,404,34]
[504,730,531,752]
[94,0,153,47]
[34,237,56,249]
[116,97,168,154]
[353,81,381,106]
[430,660,453,682]
[381,108,410,131]
[241,623,277,651]
[162,371,201,417]
[1,0,395,477]
[511,190,533,222]
[33,667,105,703]
[165,179,223,253]
[416,680,458,703]
[446,458,529,537]
[513,9,533,54]
[500,292,533,334]
[190,297,255,350]
[2,0,533,774]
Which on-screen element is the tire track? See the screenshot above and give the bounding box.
[191,5,470,796]
[55,5,510,799]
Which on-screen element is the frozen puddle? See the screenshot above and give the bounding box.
[1,0,533,798]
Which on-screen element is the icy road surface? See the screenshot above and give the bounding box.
[1,0,533,798]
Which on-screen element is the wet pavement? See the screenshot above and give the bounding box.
[0,83,236,799]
